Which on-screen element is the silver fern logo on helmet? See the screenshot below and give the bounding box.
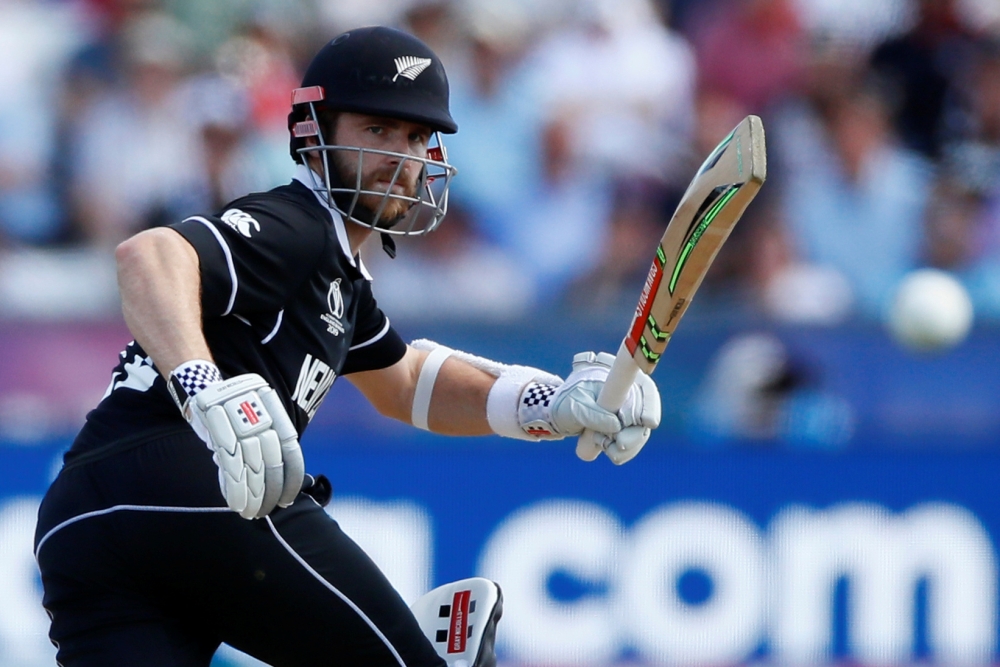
[393,56,432,82]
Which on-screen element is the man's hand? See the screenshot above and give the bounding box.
[590,356,661,465]
[516,353,620,439]
[516,352,661,455]
[535,352,623,437]
[169,362,305,519]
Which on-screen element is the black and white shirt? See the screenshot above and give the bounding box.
[69,165,407,456]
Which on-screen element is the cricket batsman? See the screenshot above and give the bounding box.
[34,26,661,667]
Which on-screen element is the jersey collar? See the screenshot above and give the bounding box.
[293,163,373,281]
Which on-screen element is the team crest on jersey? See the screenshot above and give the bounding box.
[321,279,345,335]
[221,209,260,238]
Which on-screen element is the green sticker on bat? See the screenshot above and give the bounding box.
[639,336,662,362]
[647,315,670,341]
[668,184,741,295]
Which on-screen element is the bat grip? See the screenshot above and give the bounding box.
[575,341,640,462]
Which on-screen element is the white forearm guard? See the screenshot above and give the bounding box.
[410,339,562,441]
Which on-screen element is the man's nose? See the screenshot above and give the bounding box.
[384,132,411,159]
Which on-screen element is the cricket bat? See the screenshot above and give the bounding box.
[577,115,767,464]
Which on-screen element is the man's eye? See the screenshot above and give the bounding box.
[410,133,429,144]
[367,126,384,135]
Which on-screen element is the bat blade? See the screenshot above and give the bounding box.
[577,114,767,463]
[627,115,766,374]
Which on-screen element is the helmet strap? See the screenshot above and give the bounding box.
[380,233,397,259]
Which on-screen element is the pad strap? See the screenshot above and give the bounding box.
[412,346,454,430]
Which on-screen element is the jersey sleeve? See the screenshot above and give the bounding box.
[341,281,407,375]
[170,196,327,316]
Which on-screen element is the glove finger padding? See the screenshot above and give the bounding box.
[260,387,304,508]
[604,425,651,465]
[257,429,284,518]
[188,373,304,519]
[279,443,306,507]
[203,405,239,458]
[551,380,622,436]
[241,436,267,519]
[602,369,662,465]
[203,405,258,516]
[621,371,662,430]
[213,453,246,516]
[532,352,622,439]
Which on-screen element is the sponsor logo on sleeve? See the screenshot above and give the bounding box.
[221,209,260,238]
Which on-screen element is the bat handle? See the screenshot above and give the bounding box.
[575,341,641,462]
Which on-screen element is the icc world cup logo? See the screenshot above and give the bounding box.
[322,279,345,335]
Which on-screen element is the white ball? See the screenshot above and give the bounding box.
[888,269,974,352]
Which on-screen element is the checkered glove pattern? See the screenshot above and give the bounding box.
[516,354,623,440]
[168,361,306,519]
[167,361,223,417]
[517,382,560,438]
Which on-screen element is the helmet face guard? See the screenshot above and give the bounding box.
[288,27,459,237]
[292,91,457,236]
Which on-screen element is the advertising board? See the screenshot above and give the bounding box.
[1,437,997,667]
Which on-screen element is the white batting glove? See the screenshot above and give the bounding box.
[168,361,306,519]
[597,363,661,465]
[516,351,625,439]
[547,352,660,465]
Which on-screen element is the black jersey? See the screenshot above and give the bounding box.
[68,165,407,458]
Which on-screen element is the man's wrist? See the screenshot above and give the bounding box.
[516,381,561,438]
[167,359,223,418]
[486,370,562,441]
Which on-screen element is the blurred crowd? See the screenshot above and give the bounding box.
[1,0,999,325]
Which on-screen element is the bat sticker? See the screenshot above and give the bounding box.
[646,315,670,341]
[668,184,742,295]
[639,336,661,362]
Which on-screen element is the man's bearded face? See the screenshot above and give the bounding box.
[331,148,420,226]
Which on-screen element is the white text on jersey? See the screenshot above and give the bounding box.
[291,353,336,421]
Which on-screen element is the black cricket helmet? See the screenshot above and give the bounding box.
[289,26,458,237]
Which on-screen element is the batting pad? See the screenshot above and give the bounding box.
[410,578,503,667]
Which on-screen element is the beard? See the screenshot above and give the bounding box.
[331,149,419,227]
